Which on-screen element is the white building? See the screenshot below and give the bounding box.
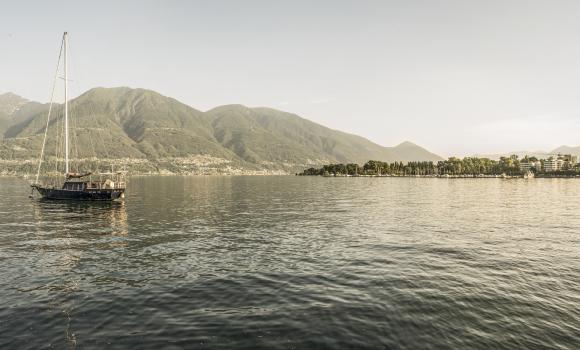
[558,154,578,168]
[544,157,564,172]
[520,161,542,172]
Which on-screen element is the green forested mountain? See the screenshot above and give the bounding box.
[0,92,29,117]
[389,141,442,163]
[0,92,46,139]
[0,87,443,173]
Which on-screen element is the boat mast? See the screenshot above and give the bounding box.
[64,31,69,175]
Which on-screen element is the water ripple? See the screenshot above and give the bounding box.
[0,176,579,349]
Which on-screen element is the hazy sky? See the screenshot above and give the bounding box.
[1,0,579,156]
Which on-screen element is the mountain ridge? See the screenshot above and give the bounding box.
[551,145,580,156]
[0,87,443,173]
[475,145,580,160]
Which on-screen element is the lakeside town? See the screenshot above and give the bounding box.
[299,154,580,178]
[2,154,578,178]
[0,155,302,177]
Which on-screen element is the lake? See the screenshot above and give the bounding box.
[0,176,578,349]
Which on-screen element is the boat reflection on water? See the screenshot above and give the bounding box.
[33,199,129,237]
[30,199,129,347]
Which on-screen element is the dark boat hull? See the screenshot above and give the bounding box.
[33,186,124,201]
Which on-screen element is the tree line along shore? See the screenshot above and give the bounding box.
[298,157,580,178]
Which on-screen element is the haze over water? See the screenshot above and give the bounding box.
[0,176,579,349]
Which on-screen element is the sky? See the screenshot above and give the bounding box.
[1,0,580,157]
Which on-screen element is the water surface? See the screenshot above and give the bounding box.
[0,176,579,349]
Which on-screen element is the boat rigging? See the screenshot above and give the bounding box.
[31,32,126,201]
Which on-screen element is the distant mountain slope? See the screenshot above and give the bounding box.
[0,93,46,139]
[205,105,418,164]
[551,145,580,156]
[474,151,551,160]
[475,145,580,160]
[0,92,28,115]
[0,87,443,170]
[389,141,443,163]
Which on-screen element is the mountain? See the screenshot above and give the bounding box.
[0,93,47,139]
[204,104,431,165]
[0,92,30,116]
[389,141,442,163]
[475,145,580,160]
[474,151,552,160]
[0,87,443,173]
[551,145,580,156]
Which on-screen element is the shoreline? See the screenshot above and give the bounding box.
[302,174,580,179]
[0,172,294,179]
[4,173,579,179]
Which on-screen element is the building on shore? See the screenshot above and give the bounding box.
[559,154,578,163]
[544,157,564,172]
[559,154,578,170]
[520,160,542,172]
[542,154,578,172]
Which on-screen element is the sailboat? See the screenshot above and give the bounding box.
[31,32,126,201]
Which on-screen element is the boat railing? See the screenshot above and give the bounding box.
[85,181,126,190]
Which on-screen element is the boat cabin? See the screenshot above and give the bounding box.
[62,172,126,191]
